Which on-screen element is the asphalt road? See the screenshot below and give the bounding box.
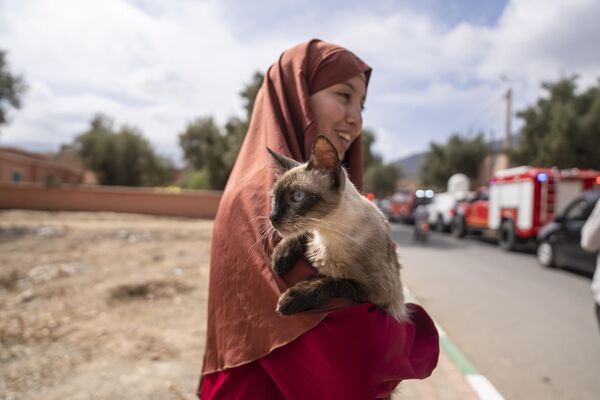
[392,223,600,400]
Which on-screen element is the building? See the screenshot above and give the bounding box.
[0,146,95,185]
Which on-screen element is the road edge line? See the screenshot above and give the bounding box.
[404,288,505,400]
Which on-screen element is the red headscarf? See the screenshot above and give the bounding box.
[202,39,372,374]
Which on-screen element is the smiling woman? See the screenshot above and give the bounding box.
[309,74,367,159]
[198,39,439,399]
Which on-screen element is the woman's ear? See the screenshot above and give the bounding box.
[307,135,341,186]
[266,147,301,172]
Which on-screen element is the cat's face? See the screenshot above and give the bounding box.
[268,136,345,236]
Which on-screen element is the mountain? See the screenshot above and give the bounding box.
[391,151,427,178]
[391,133,520,178]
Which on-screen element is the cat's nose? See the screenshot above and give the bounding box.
[269,211,279,225]
[269,208,283,225]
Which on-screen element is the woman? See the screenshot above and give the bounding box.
[198,39,439,399]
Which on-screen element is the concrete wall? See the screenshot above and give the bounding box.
[0,183,222,219]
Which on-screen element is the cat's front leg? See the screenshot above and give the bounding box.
[271,235,306,276]
[277,276,368,315]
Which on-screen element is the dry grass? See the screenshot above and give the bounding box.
[0,210,213,400]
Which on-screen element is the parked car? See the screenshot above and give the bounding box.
[536,189,600,275]
[388,189,433,224]
[427,192,463,232]
[374,198,392,220]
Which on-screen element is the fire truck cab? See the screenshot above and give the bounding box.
[451,187,489,238]
[490,166,600,250]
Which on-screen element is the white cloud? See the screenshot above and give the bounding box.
[1,0,599,165]
[0,0,288,160]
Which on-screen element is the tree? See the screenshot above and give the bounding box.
[74,114,173,186]
[0,50,27,132]
[178,72,264,190]
[362,128,382,170]
[222,72,265,173]
[178,117,228,190]
[240,71,264,121]
[511,76,600,170]
[362,128,402,197]
[364,163,400,198]
[420,133,489,189]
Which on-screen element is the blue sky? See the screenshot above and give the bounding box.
[1,0,599,164]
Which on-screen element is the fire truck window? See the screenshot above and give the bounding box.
[564,199,589,221]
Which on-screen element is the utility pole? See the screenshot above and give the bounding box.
[503,87,512,151]
[489,129,496,179]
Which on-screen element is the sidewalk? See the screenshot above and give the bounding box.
[393,349,480,400]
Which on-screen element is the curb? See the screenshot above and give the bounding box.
[405,289,505,400]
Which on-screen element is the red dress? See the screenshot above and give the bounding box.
[199,303,439,400]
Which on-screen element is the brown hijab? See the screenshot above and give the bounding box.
[202,39,372,375]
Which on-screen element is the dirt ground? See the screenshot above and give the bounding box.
[0,210,212,400]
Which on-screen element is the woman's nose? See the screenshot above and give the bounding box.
[346,105,362,125]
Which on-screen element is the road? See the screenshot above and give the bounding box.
[392,223,600,400]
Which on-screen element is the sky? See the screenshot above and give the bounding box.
[1,0,600,165]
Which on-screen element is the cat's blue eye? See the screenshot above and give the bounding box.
[292,190,305,202]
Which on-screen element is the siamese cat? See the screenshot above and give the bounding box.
[267,135,407,321]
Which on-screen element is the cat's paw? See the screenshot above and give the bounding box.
[271,238,303,276]
[276,286,311,315]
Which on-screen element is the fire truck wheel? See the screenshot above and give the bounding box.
[537,241,556,268]
[498,219,517,251]
[451,217,466,238]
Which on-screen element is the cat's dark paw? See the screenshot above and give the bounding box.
[276,289,306,315]
[277,281,317,315]
[271,237,303,276]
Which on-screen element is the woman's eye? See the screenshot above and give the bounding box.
[337,92,351,101]
[292,190,305,202]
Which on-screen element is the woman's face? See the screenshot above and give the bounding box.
[310,74,367,159]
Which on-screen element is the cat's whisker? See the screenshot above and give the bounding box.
[246,220,278,264]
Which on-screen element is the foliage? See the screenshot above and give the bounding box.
[364,163,401,198]
[178,169,206,190]
[240,71,264,121]
[362,128,402,197]
[178,72,264,190]
[178,117,229,190]
[0,50,27,132]
[74,114,173,186]
[420,133,489,190]
[511,76,600,170]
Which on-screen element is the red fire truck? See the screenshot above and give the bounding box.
[452,166,600,250]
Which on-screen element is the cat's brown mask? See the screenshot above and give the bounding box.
[267,136,347,236]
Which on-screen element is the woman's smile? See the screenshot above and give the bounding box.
[335,130,352,148]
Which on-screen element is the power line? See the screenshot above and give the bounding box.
[462,92,503,133]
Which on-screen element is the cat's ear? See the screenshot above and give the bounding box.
[267,147,301,172]
[308,135,341,186]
